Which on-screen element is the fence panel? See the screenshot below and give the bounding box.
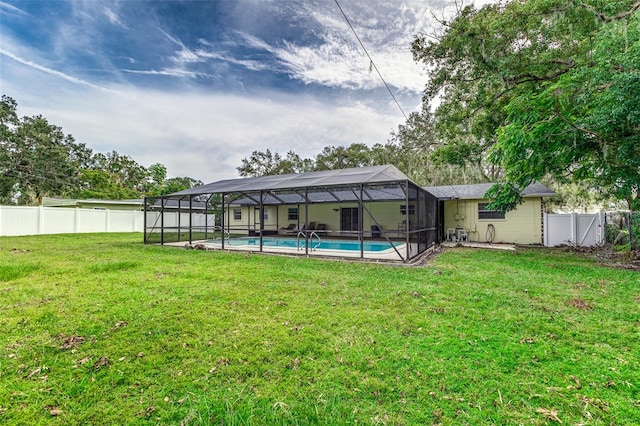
[0,206,144,236]
[42,207,77,234]
[76,209,106,233]
[109,210,141,232]
[0,206,40,236]
[544,213,604,247]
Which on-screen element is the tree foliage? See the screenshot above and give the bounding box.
[237,149,313,177]
[0,95,200,204]
[0,95,92,204]
[411,0,640,211]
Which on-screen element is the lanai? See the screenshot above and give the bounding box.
[144,165,438,262]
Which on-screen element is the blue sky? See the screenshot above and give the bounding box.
[1,0,489,183]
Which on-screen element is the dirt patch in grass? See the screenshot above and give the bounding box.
[559,245,640,271]
[58,335,86,350]
[567,298,594,310]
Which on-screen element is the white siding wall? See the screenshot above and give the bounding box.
[443,198,544,244]
[225,201,411,236]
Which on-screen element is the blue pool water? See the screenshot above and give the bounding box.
[208,237,399,252]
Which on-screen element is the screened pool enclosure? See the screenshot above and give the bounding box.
[144,165,439,262]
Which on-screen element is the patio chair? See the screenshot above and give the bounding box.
[284,224,305,235]
[315,223,328,236]
[279,223,296,235]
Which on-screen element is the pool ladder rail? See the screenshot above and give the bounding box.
[297,231,322,252]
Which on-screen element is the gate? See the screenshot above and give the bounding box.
[544,213,604,247]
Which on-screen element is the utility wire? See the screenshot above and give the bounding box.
[333,0,408,121]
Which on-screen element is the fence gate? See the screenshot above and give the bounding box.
[544,213,604,247]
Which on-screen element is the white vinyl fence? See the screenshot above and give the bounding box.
[144,211,211,230]
[0,205,214,237]
[544,212,605,247]
[0,205,144,236]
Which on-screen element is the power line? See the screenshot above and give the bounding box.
[333,0,408,121]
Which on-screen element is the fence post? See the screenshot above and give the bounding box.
[543,213,549,246]
[598,212,604,245]
[629,211,637,251]
[105,209,110,232]
[38,205,44,235]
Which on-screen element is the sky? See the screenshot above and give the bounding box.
[1,0,490,183]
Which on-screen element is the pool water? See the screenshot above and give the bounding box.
[208,237,399,252]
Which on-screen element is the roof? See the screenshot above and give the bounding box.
[151,199,207,210]
[170,165,412,196]
[42,197,143,207]
[423,182,555,200]
[43,197,207,210]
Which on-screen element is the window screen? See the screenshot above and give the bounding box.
[233,209,242,220]
[478,203,505,219]
[400,204,416,215]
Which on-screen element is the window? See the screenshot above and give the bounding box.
[288,208,298,221]
[400,204,416,215]
[263,209,269,221]
[478,203,505,220]
[233,209,242,220]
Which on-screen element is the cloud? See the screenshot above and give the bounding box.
[4,0,479,184]
[0,47,119,93]
[121,68,213,79]
[103,6,127,29]
[209,2,430,93]
[0,1,26,15]
[4,56,401,183]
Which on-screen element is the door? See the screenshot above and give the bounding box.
[340,207,359,235]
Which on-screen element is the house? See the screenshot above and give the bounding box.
[145,165,555,260]
[423,183,555,245]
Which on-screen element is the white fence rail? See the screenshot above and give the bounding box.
[544,212,605,247]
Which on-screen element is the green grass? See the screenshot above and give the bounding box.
[0,233,638,425]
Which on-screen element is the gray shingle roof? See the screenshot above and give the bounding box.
[423,182,555,200]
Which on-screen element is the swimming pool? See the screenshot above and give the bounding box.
[207,237,400,252]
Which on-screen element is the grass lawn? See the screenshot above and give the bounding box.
[1,233,638,425]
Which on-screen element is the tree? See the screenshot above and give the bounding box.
[237,149,313,177]
[386,106,499,186]
[314,144,374,170]
[411,0,640,211]
[0,96,19,203]
[90,151,149,194]
[74,169,139,199]
[161,176,204,195]
[146,163,167,194]
[0,95,91,204]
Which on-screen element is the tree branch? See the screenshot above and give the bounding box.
[553,112,605,142]
[504,62,575,86]
[575,0,640,22]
